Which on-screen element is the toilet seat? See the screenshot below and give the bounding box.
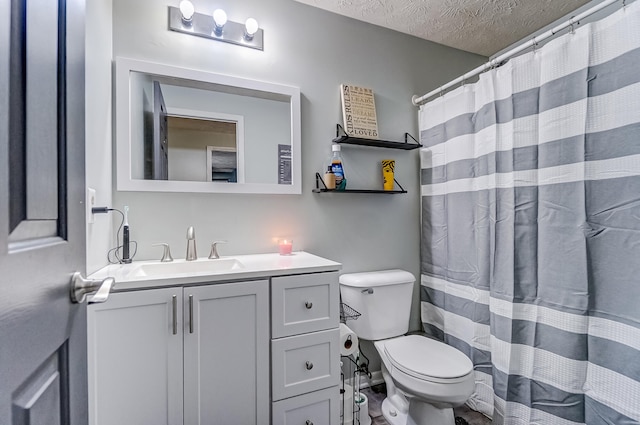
[383,335,473,384]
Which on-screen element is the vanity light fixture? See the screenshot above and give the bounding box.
[178,0,194,25]
[168,4,264,50]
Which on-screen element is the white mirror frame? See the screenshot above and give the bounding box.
[115,57,302,194]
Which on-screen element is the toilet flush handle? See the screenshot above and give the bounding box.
[361,288,374,294]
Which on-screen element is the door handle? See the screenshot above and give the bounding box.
[70,272,116,304]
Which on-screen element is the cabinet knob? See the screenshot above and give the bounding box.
[304,301,313,309]
[306,421,314,425]
[305,361,313,370]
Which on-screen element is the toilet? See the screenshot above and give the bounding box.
[339,270,474,425]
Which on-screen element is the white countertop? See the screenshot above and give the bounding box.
[89,251,342,291]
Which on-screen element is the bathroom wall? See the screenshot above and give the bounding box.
[86,0,484,370]
[85,0,114,275]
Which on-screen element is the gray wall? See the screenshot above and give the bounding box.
[87,0,484,372]
[85,0,114,274]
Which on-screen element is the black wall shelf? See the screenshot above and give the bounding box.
[332,124,422,150]
[313,173,407,194]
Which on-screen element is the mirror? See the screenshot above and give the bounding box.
[115,57,301,194]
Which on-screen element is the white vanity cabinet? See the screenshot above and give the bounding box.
[271,272,341,424]
[88,280,269,425]
[87,252,343,425]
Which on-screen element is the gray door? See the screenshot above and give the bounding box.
[151,81,169,180]
[0,0,88,424]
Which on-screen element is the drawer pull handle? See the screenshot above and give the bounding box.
[305,301,313,309]
[305,361,313,370]
[306,421,314,425]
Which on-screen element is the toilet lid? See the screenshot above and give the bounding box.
[384,335,473,380]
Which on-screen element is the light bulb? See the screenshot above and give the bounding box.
[213,9,227,35]
[244,17,258,40]
[179,0,194,24]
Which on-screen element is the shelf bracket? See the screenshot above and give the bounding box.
[315,172,329,190]
[405,132,421,147]
[336,123,347,138]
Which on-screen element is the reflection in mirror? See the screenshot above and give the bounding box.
[116,58,301,194]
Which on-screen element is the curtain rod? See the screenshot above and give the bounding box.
[412,0,620,106]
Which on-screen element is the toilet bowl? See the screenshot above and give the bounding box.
[374,335,474,425]
[339,270,475,425]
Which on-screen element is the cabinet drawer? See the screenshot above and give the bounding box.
[272,328,340,401]
[272,272,339,338]
[272,386,340,425]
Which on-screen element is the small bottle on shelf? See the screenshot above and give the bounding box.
[323,166,336,190]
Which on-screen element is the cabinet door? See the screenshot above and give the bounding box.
[88,288,183,425]
[183,280,269,425]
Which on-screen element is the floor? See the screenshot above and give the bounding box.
[358,383,491,425]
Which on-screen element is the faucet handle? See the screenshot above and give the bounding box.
[208,241,227,259]
[152,243,174,262]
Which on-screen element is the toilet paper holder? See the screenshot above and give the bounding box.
[339,302,368,425]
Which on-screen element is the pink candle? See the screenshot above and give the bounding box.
[278,239,293,255]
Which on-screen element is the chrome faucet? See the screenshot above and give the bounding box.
[186,226,197,261]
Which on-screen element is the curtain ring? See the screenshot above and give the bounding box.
[623,0,627,9]
[461,78,465,88]
[532,38,538,54]
[439,87,443,97]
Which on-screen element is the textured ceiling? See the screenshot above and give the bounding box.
[293,0,592,56]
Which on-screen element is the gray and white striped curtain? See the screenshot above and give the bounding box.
[419,3,640,424]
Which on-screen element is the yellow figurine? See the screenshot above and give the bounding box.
[382,159,395,191]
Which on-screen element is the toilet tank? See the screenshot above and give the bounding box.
[339,270,415,341]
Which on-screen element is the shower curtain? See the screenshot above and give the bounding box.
[419,3,640,424]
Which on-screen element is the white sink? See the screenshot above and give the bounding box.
[130,258,244,278]
[88,252,343,290]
